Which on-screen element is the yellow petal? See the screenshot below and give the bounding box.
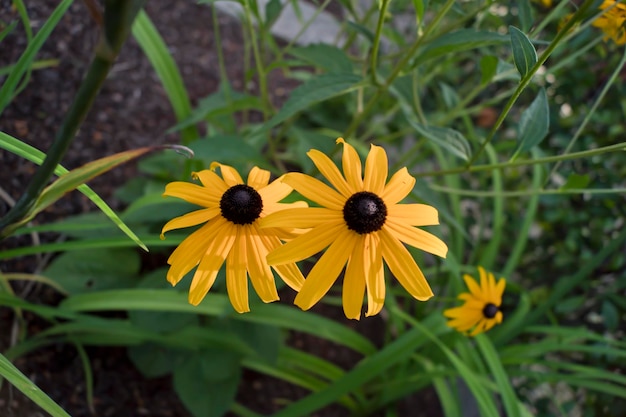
[380,168,416,205]
[379,228,433,300]
[258,175,295,205]
[193,170,229,194]
[342,234,366,320]
[478,266,490,302]
[363,144,387,195]
[387,204,439,226]
[462,274,485,303]
[215,163,244,186]
[255,232,305,291]
[337,138,363,192]
[166,219,222,285]
[281,173,346,210]
[247,166,271,190]
[266,221,346,265]
[308,148,353,198]
[160,207,220,238]
[495,277,506,300]
[383,220,448,258]
[163,182,221,207]
[364,233,385,316]
[294,230,357,310]
[260,207,343,229]
[245,224,279,303]
[226,228,250,313]
[188,222,237,305]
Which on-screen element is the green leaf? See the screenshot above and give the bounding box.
[409,122,472,161]
[189,135,269,170]
[0,353,71,417]
[517,0,533,32]
[514,88,549,155]
[0,20,18,43]
[173,350,241,417]
[226,321,281,364]
[509,25,537,78]
[480,55,499,84]
[416,29,509,62]
[560,173,591,190]
[0,0,73,114]
[44,248,140,294]
[128,343,179,378]
[601,300,619,331]
[346,21,374,43]
[288,127,337,172]
[289,44,353,73]
[265,0,283,27]
[132,11,199,144]
[412,0,425,24]
[264,73,363,130]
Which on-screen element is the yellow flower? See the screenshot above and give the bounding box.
[532,0,552,8]
[261,138,447,320]
[443,266,506,336]
[160,163,306,312]
[592,1,626,45]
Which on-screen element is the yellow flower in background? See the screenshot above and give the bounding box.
[532,0,552,8]
[161,164,306,312]
[592,0,626,45]
[261,138,447,320]
[444,266,506,336]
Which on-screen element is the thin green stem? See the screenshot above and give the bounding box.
[370,0,391,85]
[467,0,596,167]
[415,142,626,178]
[0,0,145,237]
[212,4,237,132]
[243,0,270,120]
[546,45,626,185]
[429,185,626,197]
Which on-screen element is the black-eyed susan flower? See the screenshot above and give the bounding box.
[160,163,306,312]
[443,266,506,336]
[592,1,626,45]
[260,138,447,320]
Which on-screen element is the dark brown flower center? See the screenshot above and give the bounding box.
[220,184,263,225]
[482,303,499,319]
[343,191,387,234]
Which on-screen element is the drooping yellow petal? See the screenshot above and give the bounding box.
[163,182,221,207]
[247,166,271,190]
[266,221,346,265]
[281,173,346,210]
[363,144,387,195]
[214,163,244,186]
[383,219,448,258]
[307,148,353,198]
[337,138,363,192]
[255,231,305,291]
[380,168,416,205]
[342,235,366,320]
[379,228,433,300]
[245,225,279,303]
[294,230,357,310]
[226,228,250,313]
[188,221,237,305]
[160,207,221,238]
[364,233,385,307]
[387,204,439,226]
[260,207,343,229]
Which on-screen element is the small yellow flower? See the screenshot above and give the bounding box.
[444,267,506,336]
[161,163,305,312]
[592,0,626,45]
[261,138,447,320]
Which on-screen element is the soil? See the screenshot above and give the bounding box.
[0,1,442,416]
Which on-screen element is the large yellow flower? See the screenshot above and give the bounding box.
[161,163,305,312]
[443,266,506,336]
[261,138,447,319]
[592,1,626,45]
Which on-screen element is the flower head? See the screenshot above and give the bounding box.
[261,138,447,319]
[592,1,626,45]
[161,163,305,312]
[444,266,506,336]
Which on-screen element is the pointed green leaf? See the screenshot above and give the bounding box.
[480,55,499,84]
[290,44,353,73]
[410,122,472,161]
[518,0,533,32]
[515,88,549,154]
[509,25,537,77]
[416,29,509,62]
[560,173,591,190]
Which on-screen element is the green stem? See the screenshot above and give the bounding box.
[212,4,237,132]
[429,185,626,197]
[467,0,596,167]
[243,0,270,119]
[0,0,145,237]
[414,142,626,178]
[546,44,626,185]
[370,0,390,86]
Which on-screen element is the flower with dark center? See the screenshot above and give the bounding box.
[160,163,306,312]
[261,138,447,320]
[444,266,506,336]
